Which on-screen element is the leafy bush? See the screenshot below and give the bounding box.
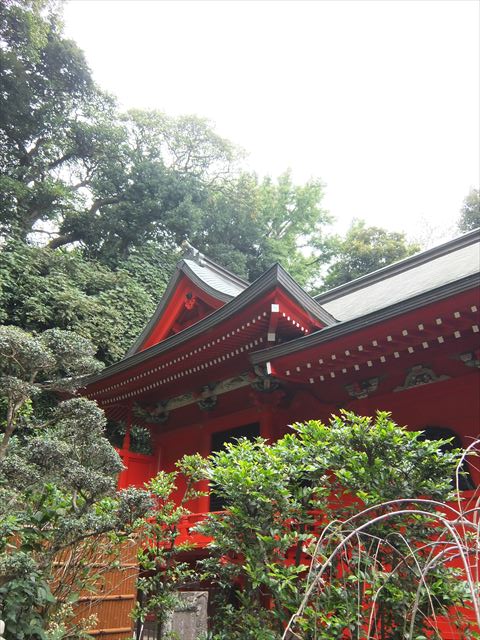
[136,411,478,639]
[105,420,153,455]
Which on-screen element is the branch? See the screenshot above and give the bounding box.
[48,233,80,250]
[87,195,121,215]
[48,196,122,248]
[70,178,91,191]
[48,151,76,171]
[21,137,48,166]
[0,397,26,462]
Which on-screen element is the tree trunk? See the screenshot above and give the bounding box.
[0,404,17,462]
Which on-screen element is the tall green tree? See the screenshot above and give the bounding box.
[457,188,480,233]
[46,110,239,266]
[319,219,420,291]
[191,171,332,286]
[0,1,239,264]
[0,0,106,239]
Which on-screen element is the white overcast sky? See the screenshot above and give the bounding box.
[63,0,479,242]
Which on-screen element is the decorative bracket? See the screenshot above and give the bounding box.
[459,350,480,369]
[133,400,169,424]
[252,364,281,393]
[345,377,379,400]
[394,364,449,392]
[196,383,218,411]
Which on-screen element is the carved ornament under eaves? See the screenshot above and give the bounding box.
[394,364,450,392]
[345,377,379,400]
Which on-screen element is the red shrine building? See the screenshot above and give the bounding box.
[84,229,480,637]
[86,229,480,496]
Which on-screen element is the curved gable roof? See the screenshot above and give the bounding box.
[126,248,249,356]
[89,262,336,386]
[182,257,247,299]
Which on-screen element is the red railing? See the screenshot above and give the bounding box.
[175,511,214,548]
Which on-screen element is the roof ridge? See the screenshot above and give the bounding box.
[315,227,480,304]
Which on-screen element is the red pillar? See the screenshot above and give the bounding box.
[196,424,211,514]
[252,389,285,443]
[260,405,275,443]
[118,403,132,489]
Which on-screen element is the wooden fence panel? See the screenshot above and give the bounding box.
[54,540,139,640]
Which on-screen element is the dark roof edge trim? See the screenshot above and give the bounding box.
[125,266,184,357]
[315,228,480,304]
[251,272,480,364]
[276,267,337,325]
[88,263,333,385]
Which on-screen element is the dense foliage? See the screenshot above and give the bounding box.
[0,326,152,638]
[135,412,476,640]
[0,241,174,364]
[0,0,426,368]
[189,171,332,284]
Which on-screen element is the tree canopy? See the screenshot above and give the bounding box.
[319,219,420,291]
[190,171,332,285]
[1,0,102,239]
[457,188,480,233]
[1,0,426,364]
[0,241,176,364]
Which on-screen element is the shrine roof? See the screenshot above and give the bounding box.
[182,256,248,299]
[317,228,480,321]
[89,262,336,384]
[252,228,480,364]
[87,230,479,389]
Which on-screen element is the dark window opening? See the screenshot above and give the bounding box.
[418,426,475,491]
[210,422,260,511]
